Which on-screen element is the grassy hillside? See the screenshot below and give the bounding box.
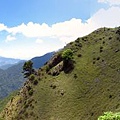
[0,27,120,120]
[0,91,18,112]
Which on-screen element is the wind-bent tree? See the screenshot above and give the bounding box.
[23,60,34,78]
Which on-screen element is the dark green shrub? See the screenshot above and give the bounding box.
[46,65,50,73]
[109,37,112,40]
[77,54,82,57]
[33,79,38,85]
[103,41,105,44]
[27,86,32,91]
[29,74,35,81]
[28,89,33,96]
[97,57,100,60]
[24,104,29,109]
[100,49,103,53]
[74,74,77,79]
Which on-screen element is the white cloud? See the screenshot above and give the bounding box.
[36,39,43,44]
[7,22,51,37]
[5,35,16,42]
[98,0,120,6]
[1,6,120,45]
[0,23,7,31]
[0,4,120,59]
[0,48,3,53]
[87,6,120,28]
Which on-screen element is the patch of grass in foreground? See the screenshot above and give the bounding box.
[0,91,18,112]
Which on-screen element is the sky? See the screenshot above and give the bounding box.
[0,0,120,59]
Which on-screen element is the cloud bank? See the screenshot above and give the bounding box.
[98,0,120,6]
[0,2,120,59]
[2,6,119,44]
[5,35,16,42]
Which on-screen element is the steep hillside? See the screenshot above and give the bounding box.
[0,27,120,120]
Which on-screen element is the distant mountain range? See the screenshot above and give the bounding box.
[0,56,22,70]
[0,52,54,99]
[31,52,54,69]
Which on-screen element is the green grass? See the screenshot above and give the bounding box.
[0,27,120,120]
[0,91,18,112]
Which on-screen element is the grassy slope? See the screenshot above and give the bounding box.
[0,27,120,120]
[0,91,18,112]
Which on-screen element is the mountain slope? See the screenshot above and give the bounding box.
[0,27,120,120]
[31,52,54,69]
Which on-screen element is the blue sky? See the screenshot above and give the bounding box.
[0,0,120,59]
[0,0,92,26]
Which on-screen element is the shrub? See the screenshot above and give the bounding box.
[97,57,100,60]
[62,49,73,61]
[46,65,50,73]
[98,112,120,120]
[28,89,33,96]
[33,79,38,85]
[62,49,74,73]
[29,74,35,81]
[74,74,77,79]
[77,54,82,57]
[109,37,112,40]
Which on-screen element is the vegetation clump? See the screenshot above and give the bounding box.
[23,60,34,78]
[62,49,74,73]
[62,49,73,61]
[28,89,33,96]
[29,74,35,81]
[98,112,120,120]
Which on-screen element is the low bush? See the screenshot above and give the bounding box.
[28,89,33,96]
[98,112,120,120]
[62,49,73,61]
[33,79,38,85]
[29,74,35,81]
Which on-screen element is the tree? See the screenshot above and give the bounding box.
[62,49,73,61]
[62,49,74,73]
[23,60,34,78]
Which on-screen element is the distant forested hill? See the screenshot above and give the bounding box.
[0,52,54,99]
[0,56,21,70]
[31,52,54,69]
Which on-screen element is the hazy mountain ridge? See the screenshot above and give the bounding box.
[31,52,54,69]
[0,62,25,99]
[0,52,54,99]
[0,27,120,120]
[0,57,22,70]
